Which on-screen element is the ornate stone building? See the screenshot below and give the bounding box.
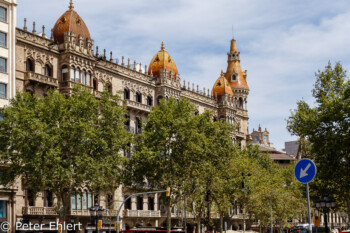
[7,1,251,232]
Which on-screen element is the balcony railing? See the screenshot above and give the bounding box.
[25,72,58,87]
[23,207,117,216]
[124,209,161,218]
[123,100,152,113]
[22,207,57,216]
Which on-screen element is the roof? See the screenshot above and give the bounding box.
[225,39,249,89]
[212,70,234,98]
[148,42,178,78]
[52,0,91,44]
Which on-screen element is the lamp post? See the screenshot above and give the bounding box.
[241,173,251,233]
[269,194,287,233]
[315,194,336,233]
[90,203,105,233]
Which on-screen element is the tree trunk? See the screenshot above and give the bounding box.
[219,212,223,233]
[197,217,201,233]
[57,191,71,233]
[167,203,171,233]
[347,197,350,227]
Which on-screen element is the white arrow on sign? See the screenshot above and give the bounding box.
[300,163,311,178]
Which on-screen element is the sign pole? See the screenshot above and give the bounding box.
[306,183,312,233]
[294,159,317,233]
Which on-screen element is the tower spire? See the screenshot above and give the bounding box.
[69,0,74,10]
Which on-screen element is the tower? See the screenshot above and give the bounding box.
[225,39,250,146]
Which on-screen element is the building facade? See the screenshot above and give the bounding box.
[0,0,16,230]
[2,1,252,232]
[0,0,16,117]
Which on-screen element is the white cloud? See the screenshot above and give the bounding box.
[17,0,350,149]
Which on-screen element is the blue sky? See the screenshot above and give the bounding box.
[17,0,350,150]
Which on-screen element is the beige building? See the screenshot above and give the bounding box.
[3,0,251,232]
[250,125,296,167]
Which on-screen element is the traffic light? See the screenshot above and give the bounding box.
[314,216,320,227]
[114,222,117,231]
[58,225,62,233]
[98,220,103,229]
[119,222,122,230]
[166,187,171,197]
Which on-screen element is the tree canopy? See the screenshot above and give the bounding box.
[0,86,129,220]
[287,61,350,218]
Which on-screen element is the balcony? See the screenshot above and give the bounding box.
[25,72,58,87]
[71,209,117,216]
[23,207,117,217]
[124,209,161,218]
[123,100,152,113]
[22,207,57,216]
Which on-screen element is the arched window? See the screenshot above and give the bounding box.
[82,191,88,210]
[75,68,81,83]
[231,73,236,82]
[86,72,91,86]
[157,96,163,106]
[239,98,243,109]
[43,190,53,207]
[76,192,82,209]
[81,70,86,85]
[44,64,52,77]
[125,196,131,210]
[136,92,142,103]
[148,197,154,211]
[26,58,35,72]
[106,83,112,93]
[147,96,153,106]
[70,67,75,81]
[136,117,142,134]
[93,78,98,91]
[107,194,114,209]
[61,65,69,82]
[124,89,130,100]
[137,196,143,210]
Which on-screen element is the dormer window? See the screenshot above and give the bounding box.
[231,73,237,82]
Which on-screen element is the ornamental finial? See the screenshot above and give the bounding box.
[69,0,74,10]
[161,42,165,51]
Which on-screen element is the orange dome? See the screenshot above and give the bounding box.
[225,39,249,89]
[148,42,178,78]
[212,70,234,98]
[52,0,91,44]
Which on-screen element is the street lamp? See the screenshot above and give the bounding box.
[90,203,104,233]
[241,173,251,233]
[315,194,336,233]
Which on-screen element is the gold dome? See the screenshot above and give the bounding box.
[148,42,178,78]
[52,0,91,44]
[212,70,234,98]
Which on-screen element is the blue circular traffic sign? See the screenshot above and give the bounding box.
[294,159,317,184]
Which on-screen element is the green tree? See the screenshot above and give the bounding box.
[130,97,203,233]
[0,86,129,222]
[243,146,305,233]
[287,62,350,219]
